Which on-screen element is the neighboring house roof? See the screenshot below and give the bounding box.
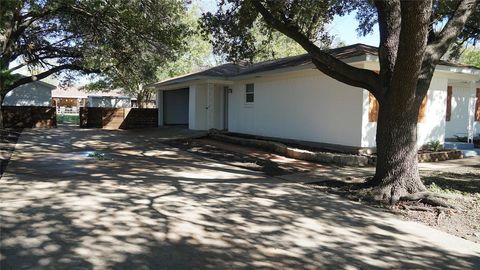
[52,87,130,99]
[152,43,479,87]
[12,74,57,89]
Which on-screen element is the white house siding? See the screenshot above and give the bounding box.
[361,76,448,147]
[445,85,475,138]
[227,70,364,147]
[88,96,131,108]
[3,82,52,106]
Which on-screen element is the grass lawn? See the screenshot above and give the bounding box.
[57,114,80,125]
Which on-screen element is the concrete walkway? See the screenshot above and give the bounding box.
[1,126,479,270]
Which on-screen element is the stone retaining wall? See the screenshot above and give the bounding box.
[210,134,464,166]
[417,150,463,162]
[210,134,369,167]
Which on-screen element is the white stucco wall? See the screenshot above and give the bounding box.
[361,76,448,147]
[227,70,364,147]
[88,96,131,108]
[445,85,474,138]
[417,77,448,146]
[3,82,52,106]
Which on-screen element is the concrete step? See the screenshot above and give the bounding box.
[461,149,480,157]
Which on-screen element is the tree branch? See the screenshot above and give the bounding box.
[5,64,101,93]
[251,0,380,94]
[389,0,432,103]
[418,0,478,97]
[426,0,478,60]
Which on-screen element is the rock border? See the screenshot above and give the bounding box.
[417,150,463,162]
[210,133,464,166]
[209,134,369,167]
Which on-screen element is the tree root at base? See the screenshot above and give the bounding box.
[307,181,459,210]
[398,191,458,209]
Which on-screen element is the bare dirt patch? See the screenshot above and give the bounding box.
[307,170,480,243]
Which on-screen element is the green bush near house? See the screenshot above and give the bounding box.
[57,114,80,125]
[426,140,443,152]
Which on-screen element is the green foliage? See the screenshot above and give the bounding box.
[460,48,480,68]
[250,23,306,62]
[57,114,79,124]
[426,140,443,152]
[156,6,213,81]
[200,1,479,63]
[87,151,112,161]
[428,182,462,196]
[75,1,192,107]
[199,1,360,62]
[1,0,189,96]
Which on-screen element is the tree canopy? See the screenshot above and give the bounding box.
[0,0,189,97]
[156,6,214,81]
[460,47,480,68]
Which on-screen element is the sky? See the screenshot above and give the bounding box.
[328,13,379,46]
[194,0,380,46]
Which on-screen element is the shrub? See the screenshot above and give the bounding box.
[426,140,443,152]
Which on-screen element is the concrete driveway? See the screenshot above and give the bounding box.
[1,126,479,270]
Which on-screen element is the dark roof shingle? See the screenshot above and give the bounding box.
[153,43,478,86]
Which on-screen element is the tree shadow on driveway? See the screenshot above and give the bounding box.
[1,127,479,269]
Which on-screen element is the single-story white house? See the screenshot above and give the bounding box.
[3,80,55,106]
[152,44,480,150]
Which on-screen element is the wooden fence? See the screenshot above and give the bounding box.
[1,106,56,128]
[80,107,158,129]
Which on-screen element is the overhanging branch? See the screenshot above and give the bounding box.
[5,64,101,92]
[251,0,380,94]
[426,0,478,60]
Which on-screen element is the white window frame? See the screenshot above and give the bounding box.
[245,83,254,104]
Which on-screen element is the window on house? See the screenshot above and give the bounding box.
[418,95,428,123]
[475,88,480,122]
[368,92,379,122]
[246,83,254,103]
[446,86,452,122]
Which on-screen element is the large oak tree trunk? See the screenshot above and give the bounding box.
[369,96,427,203]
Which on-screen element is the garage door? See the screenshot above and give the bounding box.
[163,88,189,125]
